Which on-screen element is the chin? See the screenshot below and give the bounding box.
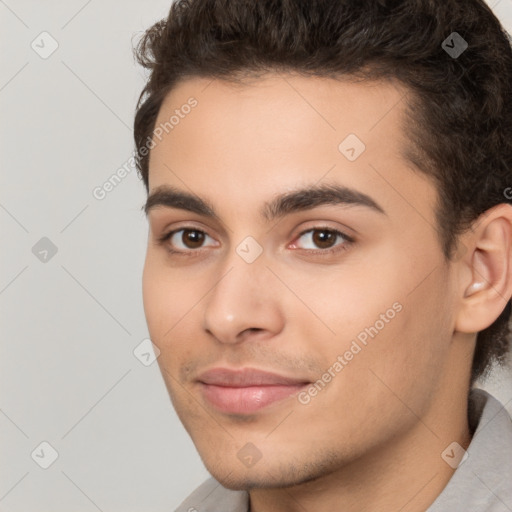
[208,471,287,491]
[201,454,329,491]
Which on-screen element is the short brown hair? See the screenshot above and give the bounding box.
[133,0,512,383]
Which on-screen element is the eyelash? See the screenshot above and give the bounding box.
[156,226,355,258]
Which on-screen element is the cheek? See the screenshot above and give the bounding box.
[142,256,166,336]
[334,270,453,415]
[142,252,213,377]
[302,246,452,394]
[142,253,190,339]
[282,260,402,349]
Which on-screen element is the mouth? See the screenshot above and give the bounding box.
[196,367,311,415]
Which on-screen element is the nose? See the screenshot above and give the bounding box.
[202,251,285,345]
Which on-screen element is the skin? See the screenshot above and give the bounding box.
[142,73,512,512]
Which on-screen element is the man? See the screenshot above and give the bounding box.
[134,0,512,510]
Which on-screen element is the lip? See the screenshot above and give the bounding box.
[197,368,310,414]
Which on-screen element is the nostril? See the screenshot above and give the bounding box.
[240,327,263,337]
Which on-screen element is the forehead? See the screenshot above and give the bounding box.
[147,73,435,226]
[152,73,410,155]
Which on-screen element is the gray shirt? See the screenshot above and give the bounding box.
[175,389,512,511]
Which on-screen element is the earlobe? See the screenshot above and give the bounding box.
[454,204,512,334]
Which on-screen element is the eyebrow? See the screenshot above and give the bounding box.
[144,183,386,221]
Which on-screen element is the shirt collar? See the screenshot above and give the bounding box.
[427,388,512,511]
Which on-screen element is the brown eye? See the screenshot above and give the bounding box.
[181,229,205,249]
[160,228,217,252]
[311,229,338,249]
[294,227,353,253]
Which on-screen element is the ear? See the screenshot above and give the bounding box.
[454,203,512,334]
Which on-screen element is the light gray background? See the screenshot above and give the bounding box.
[1,1,512,511]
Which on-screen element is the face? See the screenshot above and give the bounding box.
[142,73,460,489]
